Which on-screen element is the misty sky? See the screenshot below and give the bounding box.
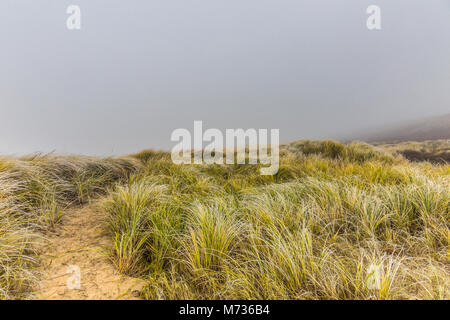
[1,0,449,155]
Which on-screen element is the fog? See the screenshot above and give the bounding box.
[1,0,449,155]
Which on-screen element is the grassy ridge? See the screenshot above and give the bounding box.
[102,141,449,299]
[375,140,450,164]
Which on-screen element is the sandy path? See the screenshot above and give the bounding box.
[36,204,145,300]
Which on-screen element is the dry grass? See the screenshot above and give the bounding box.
[0,140,448,299]
[101,141,449,300]
[0,155,140,299]
[375,140,450,164]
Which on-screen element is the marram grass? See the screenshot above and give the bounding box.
[103,141,449,300]
[0,140,448,299]
[0,155,140,299]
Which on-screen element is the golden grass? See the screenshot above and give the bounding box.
[101,141,449,300]
[0,140,448,299]
[0,155,140,299]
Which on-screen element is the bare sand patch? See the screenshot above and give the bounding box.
[36,204,145,300]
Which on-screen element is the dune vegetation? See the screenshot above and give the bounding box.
[0,155,140,299]
[0,140,448,299]
[375,140,450,164]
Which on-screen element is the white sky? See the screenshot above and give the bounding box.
[1,0,449,155]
